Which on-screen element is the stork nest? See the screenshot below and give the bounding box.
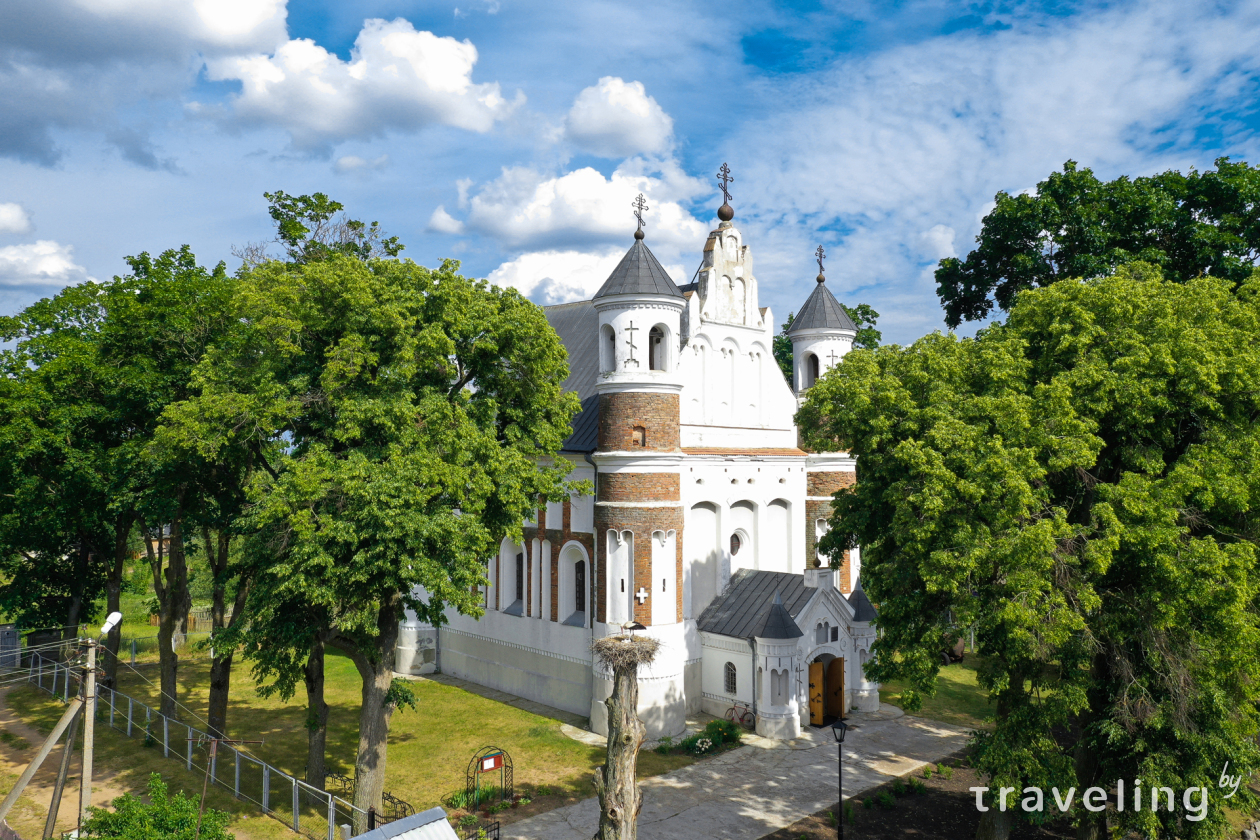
[591,635,661,670]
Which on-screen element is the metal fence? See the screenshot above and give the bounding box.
[25,651,369,840]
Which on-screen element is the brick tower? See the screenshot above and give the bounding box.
[790,257,860,592]
[588,206,688,738]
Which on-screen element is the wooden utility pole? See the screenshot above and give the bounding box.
[42,705,81,839]
[0,697,83,825]
[77,638,97,830]
[590,634,659,840]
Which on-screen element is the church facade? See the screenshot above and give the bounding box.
[398,195,879,740]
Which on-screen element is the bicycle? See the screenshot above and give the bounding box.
[725,701,755,728]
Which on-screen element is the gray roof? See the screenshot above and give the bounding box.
[543,300,600,453]
[756,591,804,639]
[847,579,878,623]
[787,279,857,334]
[592,239,683,299]
[350,806,458,840]
[698,570,814,639]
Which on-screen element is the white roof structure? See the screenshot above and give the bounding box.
[349,807,459,840]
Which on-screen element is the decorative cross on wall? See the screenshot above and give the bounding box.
[635,587,650,604]
[624,320,639,367]
[717,163,734,204]
[827,349,840,366]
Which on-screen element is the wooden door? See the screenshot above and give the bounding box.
[826,657,846,718]
[808,661,824,725]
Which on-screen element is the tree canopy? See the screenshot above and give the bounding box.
[800,266,1260,839]
[936,157,1260,327]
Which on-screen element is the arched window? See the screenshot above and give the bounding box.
[574,559,586,613]
[757,667,763,702]
[648,325,665,370]
[806,353,820,388]
[600,324,616,372]
[632,425,646,447]
[730,533,742,555]
[724,662,737,695]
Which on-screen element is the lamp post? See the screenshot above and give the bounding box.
[830,719,851,840]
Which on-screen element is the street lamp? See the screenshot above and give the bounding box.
[830,719,853,840]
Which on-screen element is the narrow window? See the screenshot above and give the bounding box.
[830,626,839,642]
[815,623,826,645]
[730,533,742,555]
[648,326,664,370]
[724,662,737,695]
[808,353,820,385]
[632,426,646,447]
[575,560,586,613]
[515,553,524,602]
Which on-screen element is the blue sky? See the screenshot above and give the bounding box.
[3,0,1260,344]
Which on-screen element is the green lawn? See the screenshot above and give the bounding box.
[879,654,994,730]
[7,649,694,838]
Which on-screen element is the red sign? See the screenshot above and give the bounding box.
[479,753,503,773]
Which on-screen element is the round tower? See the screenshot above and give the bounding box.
[753,592,804,740]
[787,256,858,396]
[589,199,688,738]
[791,250,860,591]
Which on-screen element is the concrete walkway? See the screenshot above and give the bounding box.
[503,709,971,840]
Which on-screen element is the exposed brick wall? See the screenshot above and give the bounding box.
[805,497,853,592]
[593,503,684,625]
[807,470,855,497]
[599,472,680,503]
[521,497,597,624]
[597,392,680,452]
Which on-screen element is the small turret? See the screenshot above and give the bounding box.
[788,246,857,395]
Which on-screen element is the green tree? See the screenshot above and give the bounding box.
[936,157,1260,327]
[166,253,582,827]
[800,266,1260,840]
[81,773,234,840]
[232,191,404,268]
[771,306,882,386]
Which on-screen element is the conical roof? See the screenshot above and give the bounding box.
[756,591,804,639]
[592,238,683,299]
[847,578,878,623]
[787,277,857,334]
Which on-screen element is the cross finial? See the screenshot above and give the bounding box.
[815,245,826,283]
[717,163,735,222]
[632,193,648,240]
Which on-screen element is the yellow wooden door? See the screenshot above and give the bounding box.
[826,657,846,718]
[808,661,824,725]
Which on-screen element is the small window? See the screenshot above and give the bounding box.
[648,325,665,370]
[575,560,586,613]
[831,626,839,642]
[724,662,737,695]
[807,353,820,387]
[815,623,826,645]
[515,553,524,602]
[730,534,742,555]
[632,426,646,447]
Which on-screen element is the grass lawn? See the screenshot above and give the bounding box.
[6,649,695,838]
[879,654,994,731]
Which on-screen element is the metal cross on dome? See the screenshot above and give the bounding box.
[632,193,649,231]
[717,163,734,204]
[816,245,826,275]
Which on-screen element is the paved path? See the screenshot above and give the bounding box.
[503,709,971,840]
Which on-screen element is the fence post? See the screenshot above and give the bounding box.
[234,750,241,799]
[210,741,217,784]
[108,687,115,728]
[327,793,336,840]
[292,777,299,832]
[186,726,193,771]
[50,661,57,697]
[263,765,270,812]
[130,639,136,665]
[127,697,133,736]
[162,715,169,758]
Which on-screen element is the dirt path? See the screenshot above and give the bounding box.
[0,684,133,838]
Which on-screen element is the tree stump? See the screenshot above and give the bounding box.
[591,635,660,840]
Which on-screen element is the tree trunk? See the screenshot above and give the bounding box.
[589,635,658,840]
[145,510,190,721]
[102,514,131,689]
[1073,731,1105,840]
[347,597,400,834]
[305,639,329,790]
[975,808,1013,840]
[205,528,247,739]
[61,538,91,643]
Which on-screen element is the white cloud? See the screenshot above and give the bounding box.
[427,206,464,234]
[565,77,673,159]
[206,18,519,150]
[918,224,955,261]
[0,241,94,287]
[0,204,32,235]
[334,154,390,172]
[457,162,708,252]
[488,248,687,305]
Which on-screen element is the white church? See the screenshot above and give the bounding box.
[398,185,879,740]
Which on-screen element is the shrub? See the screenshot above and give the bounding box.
[458,815,478,827]
[653,736,674,755]
[909,778,927,795]
[516,796,532,805]
[704,719,742,745]
[863,797,875,810]
[536,784,552,796]
[844,802,855,823]
[876,791,896,809]
[922,766,933,779]
[827,809,836,827]
[80,773,233,840]
[890,779,905,796]
[938,763,953,780]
